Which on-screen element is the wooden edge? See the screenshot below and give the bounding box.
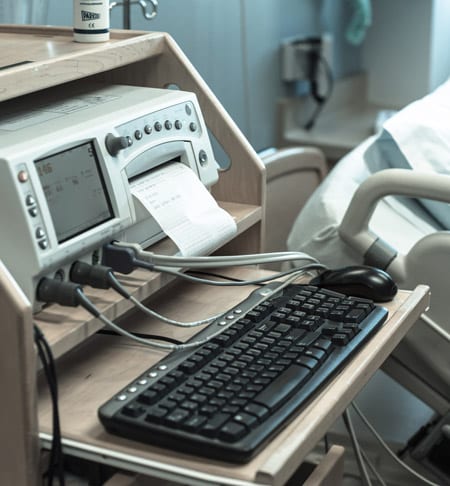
[0,28,166,102]
[0,24,148,39]
[0,261,39,486]
[254,285,430,485]
[303,445,345,486]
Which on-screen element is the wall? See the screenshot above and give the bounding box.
[46,0,360,151]
[363,0,450,108]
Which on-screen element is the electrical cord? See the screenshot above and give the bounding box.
[359,447,387,486]
[421,312,450,344]
[351,401,440,486]
[70,261,223,328]
[343,409,373,486]
[109,240,320,268]
[38,257,320,352]
[304,51,333,131]
[186,270,266,285]
[97,329,183,345]
[35,278,195,351]
[344,408,387,486]
[101,241,326,287]
[146,262,326,287]
[35,277,276,351]
[34,324,65,486]
[76,267,316,350]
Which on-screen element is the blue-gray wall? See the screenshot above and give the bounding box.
[46,0,362,151]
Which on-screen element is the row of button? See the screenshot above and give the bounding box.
[25,192,48,250]
[129,120,197,143]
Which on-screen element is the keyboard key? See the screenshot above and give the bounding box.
[219,421,247,442]
[244,403,269,420]
[253,365,311,410]
[201,413,231,437]
[165,408,190,425]
[233,412,258,428]
[182,414,207,432]
[122,403,146,418]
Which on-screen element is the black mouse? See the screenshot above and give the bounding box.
[310,265,398,302]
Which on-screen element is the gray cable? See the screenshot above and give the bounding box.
[129,294,222,327]
[343,409,373,486]
[360,448,387,486]
[351,402,440,486]
[151,263,326,287]
[85,269,310,351]
[113,240,320,268]
[97,312,230,351]
[421,312,450,343]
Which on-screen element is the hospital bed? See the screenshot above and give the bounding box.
[262,84,450,415]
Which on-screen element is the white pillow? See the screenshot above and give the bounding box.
[364,79,450,229]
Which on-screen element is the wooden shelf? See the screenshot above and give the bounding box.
[0,26,164,102]
[36,272,430,485]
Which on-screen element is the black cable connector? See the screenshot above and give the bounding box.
[101,242,143,274]
[70,260,130,299]
[36,276,101,317]
[36,278,82,307]
[70,261,111,289]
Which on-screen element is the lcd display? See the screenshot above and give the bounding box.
[35,141,114,243]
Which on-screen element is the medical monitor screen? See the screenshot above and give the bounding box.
[35,141,114,243]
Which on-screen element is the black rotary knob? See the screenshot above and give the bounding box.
[105,134,129,156]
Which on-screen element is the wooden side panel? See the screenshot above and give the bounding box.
[0,261,39,486]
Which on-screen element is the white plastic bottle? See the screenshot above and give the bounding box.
[73,0,110,43]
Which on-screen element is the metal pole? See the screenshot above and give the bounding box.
[123,0,131,29]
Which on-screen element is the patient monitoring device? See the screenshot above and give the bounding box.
[0,83,219,309]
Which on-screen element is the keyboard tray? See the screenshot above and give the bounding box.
[98,281,388,463]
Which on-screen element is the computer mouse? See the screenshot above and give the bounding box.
[310,265,398,302]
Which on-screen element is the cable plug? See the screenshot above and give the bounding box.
[70,261,112,289]
[70,261,130,299]
[36,278,83,307]
[101,242,143,274]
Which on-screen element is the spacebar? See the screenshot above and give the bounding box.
[253,365,312,411]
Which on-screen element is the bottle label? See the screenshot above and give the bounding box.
[74,1,109,37]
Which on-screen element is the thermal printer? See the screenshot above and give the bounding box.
[0,83,219,308]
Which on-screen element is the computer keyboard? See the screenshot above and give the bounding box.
[98,280,388,463]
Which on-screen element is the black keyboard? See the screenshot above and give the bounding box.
[98,281,388,463]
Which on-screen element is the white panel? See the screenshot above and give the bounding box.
[430,0,450,90]
[363,0,433,108]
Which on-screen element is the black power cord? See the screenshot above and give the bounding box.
[34,324,65,486]
[304,50,333,131]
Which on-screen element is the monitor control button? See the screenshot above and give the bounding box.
[105,134,129,156]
